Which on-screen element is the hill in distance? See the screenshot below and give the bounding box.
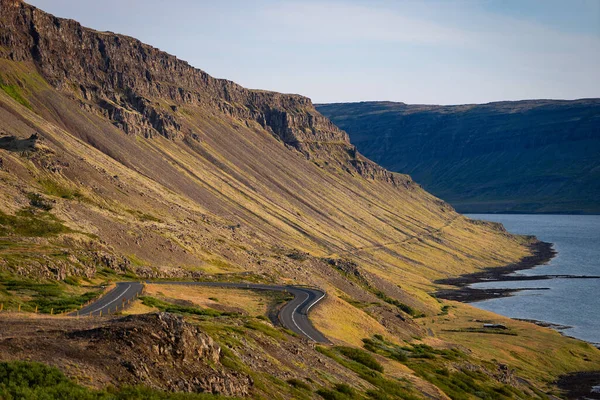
[317,100,600,214]
[1,1,600,398]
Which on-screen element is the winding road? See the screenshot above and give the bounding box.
[72,281,330,344]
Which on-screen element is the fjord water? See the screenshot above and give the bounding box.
[466,214,600,344]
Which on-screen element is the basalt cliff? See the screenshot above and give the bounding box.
[1,0,403,185]
[1,1,599,399]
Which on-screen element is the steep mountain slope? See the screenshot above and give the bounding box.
[2,1,600,399]
[317,100,600,214]
[0,0,527,287]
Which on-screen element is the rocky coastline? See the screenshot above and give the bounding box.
[434,240,556,302]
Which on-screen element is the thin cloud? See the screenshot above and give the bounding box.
[23,0,600,103]
[259,2,475,46]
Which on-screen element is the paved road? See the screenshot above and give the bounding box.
[73,282,144,317]
[72,281,330,344]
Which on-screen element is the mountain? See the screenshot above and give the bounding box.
[317,100,600,214]
[1,1,600,398]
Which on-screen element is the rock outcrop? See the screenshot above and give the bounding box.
[0,0,410,186]
[69,313,252,396]
[0,132,38,151]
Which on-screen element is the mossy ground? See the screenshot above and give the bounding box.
[0,272,102,314]
[0,361,233,399]
[420,301,600,392]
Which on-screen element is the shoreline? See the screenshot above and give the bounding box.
[434,239,600,398]
[557,372,600,400]
[514,318,600,349]
[462,211,600,216]
[434,240,556,302]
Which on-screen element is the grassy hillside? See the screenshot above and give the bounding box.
[317,100,600,214]
[1,1,599,398]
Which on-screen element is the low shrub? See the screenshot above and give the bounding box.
[337,347,384,372]
[372,290,424,317]
[0,274,100,313]
[0,361,230,399]
[316,388,349,400]
[27,193,53,211]
[0,209,70,237]
[334,383,355,396]
[287,378,311,390]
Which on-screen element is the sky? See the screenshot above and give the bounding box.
[27,0,600,105]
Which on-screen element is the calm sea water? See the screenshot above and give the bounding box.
[466,214,600,345]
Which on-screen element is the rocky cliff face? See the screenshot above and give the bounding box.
[0,0,407,185]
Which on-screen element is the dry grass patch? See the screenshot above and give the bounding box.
[311,295,389,346]
[121,299,158,315]
[422,301,600,389]
[144,284,271,316]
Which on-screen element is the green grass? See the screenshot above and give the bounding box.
[406,361,526,400]
[244,320,288,341]
[140,296,230,317]
[0,361,232,399]
[339,295,379,309]
[39,179,82,200]
[0,273,101,313]
[328,260,424,318]
[372,290,425,318]
[442,328,518,336]
[0,81,31,109]
[127,254,147,268]
[0,208,70,237]
[125,209,162,222]
[336,346,384,372]
[362,336,463,362]
[361,336,529,400]
[315,346,420,400]
[63,276,81,286]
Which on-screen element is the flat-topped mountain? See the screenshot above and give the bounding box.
[317,100,600,214]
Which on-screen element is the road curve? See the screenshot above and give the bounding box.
[71,281,330,344]
[73,282,144,317]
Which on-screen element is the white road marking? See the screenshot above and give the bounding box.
[306,292,325,313]
[290,290,318,342]
[87,284,131,315]
[78,282,327,342]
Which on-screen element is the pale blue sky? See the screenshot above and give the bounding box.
[28,0,600,104]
